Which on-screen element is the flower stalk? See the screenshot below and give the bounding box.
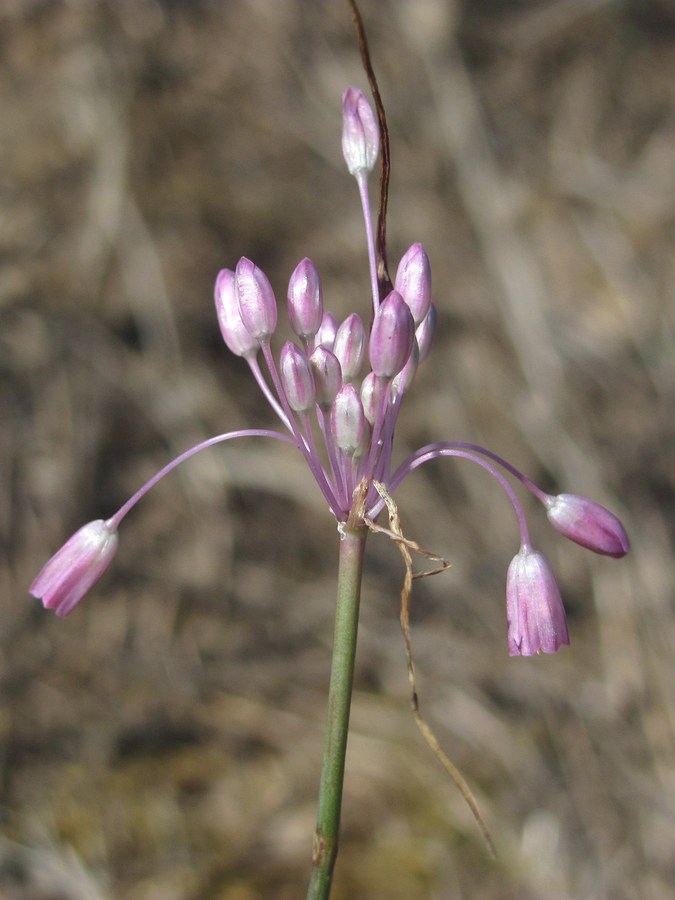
[308,524,368,900]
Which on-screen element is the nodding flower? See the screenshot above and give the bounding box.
[30,87,628,654]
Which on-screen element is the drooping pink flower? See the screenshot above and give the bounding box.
[506,546,570,656]
[30,519,118,617]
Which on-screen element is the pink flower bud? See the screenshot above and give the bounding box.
[368,290,415,378]
[235,257,278,341]
[394,243,432,325]
[545,493,629,558]
[360,370,383,425]
[331,383,365,456]
[30,519,119,618]
[415,303,437,363]
[214,268,259,358]
[315,311,339,351]
[287,258,323,341]
[391,338,419,398]
[506,546,570,656]
[309,346,342,411]
[341,86,379,176]
[280,341,315,413]
[333,313,366,382]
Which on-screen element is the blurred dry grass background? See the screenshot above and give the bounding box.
[1,0,674,897]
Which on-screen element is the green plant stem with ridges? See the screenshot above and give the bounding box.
[307,525,368,899]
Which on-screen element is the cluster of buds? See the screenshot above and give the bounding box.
[213,242,434,523]
[30,87,628,655]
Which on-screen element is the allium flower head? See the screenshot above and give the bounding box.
[31,83,628,657]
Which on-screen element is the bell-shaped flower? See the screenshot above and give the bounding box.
[214,268,260,358]
[30,519,119,618]
[395,243,432,325]
[341,86,379,176]
[368,290,415,379]
[506,546,570,656]
[287,258,323,341]
[544,493,630,558]
[235,257,278,341]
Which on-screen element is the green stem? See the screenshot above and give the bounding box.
[307,524,368,899]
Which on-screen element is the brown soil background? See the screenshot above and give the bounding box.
[2,1,674,898]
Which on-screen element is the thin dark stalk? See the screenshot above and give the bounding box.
[348,0,392,300]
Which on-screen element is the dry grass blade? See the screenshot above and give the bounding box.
[365,481,497,858]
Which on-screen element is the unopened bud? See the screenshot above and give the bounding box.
[545,494,630,558]
[368,290,415,378]
[391,338,419,398]
[394,243,432,325]
[235,257,278,341]
[341,86,379,176]
[287,258,323,341]
[333,313,366,382]
[416,303,437,363]
[331,383,365,456]
[280,342,315,413]
[309,346,342,411]
[315,311,339,351]
[360,370,383,425]
[214,268,259,358]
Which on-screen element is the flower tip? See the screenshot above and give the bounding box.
[546,493,630,558]
[287,257,323,341]
[368,290,415,379]
[214,268,259,358]
[30,519,118,617]
[415,303,437,364]
[280,341,316,413]
[506,546,570,657]
[341,86,379,177]
[394,243,432,325]
[235,257,278,341]
[333,313,366,382]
